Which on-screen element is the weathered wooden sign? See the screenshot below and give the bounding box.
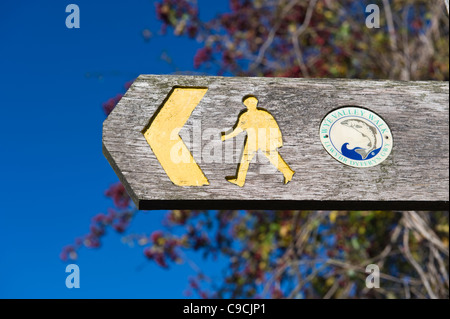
[102,75,449,211]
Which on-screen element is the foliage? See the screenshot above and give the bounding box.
[156,0,449,80]
[62,0,449,299]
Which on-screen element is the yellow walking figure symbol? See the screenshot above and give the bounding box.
[221,95,295,187]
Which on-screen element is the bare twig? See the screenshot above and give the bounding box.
[323,280,340,299]
[404,211,448,255]
[291,0,318,77]
[382,0,399,51]
[402,229,438,299]
[251,0,303,69]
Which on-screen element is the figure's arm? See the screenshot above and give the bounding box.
[221,127,243,141]
[221,114,246,142]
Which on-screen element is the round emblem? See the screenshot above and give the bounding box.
[320,106,393,168]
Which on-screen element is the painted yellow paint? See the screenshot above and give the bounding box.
[143,87,209,186]
[221,95,295,187]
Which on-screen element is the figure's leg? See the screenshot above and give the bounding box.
[263,150,295,184]
[227,143,255,187]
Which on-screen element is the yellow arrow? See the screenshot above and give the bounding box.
[143,87,209,186]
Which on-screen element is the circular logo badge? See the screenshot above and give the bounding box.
[320,106,393,168]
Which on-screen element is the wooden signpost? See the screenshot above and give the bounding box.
[102,75,449,211]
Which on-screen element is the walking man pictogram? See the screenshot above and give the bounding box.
[221,95,295,187]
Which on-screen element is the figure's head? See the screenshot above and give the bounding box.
[242,95,258,110]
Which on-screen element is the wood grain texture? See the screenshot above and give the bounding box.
[102,75,449,210]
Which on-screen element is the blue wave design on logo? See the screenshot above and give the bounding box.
[341,143,382,161]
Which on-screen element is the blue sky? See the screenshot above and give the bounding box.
[0,0,230,298]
